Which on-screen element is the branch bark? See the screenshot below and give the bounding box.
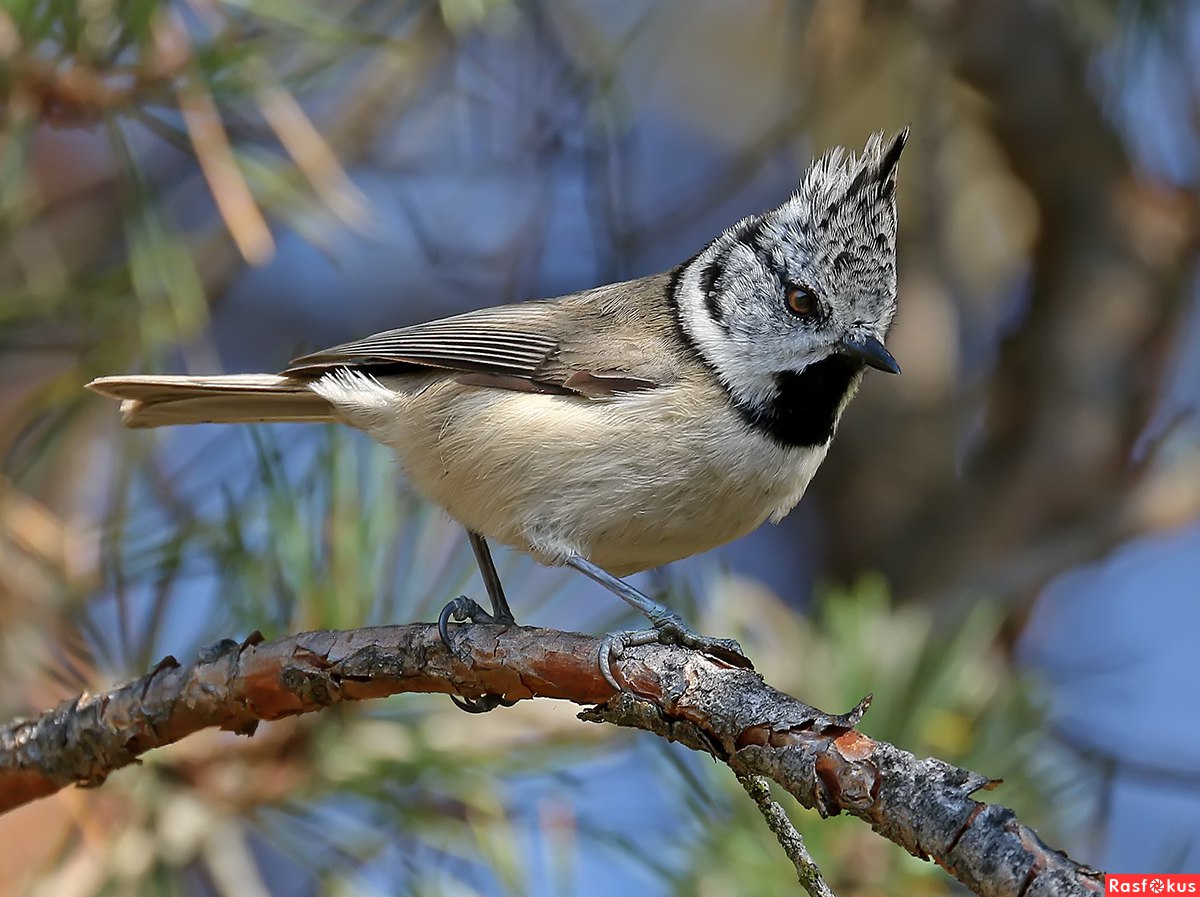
[0,624,1102,897]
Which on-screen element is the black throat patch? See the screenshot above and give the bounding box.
[666,260,864,450]
[735,355,864,449]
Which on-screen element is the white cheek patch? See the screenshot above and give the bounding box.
[676,242,831,412]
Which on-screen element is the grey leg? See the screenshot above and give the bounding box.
[469,531,515,623]
[566,555,750,689]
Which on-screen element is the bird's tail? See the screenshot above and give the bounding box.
[87,374,336,429]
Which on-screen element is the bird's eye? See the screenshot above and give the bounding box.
[785,285,818,317]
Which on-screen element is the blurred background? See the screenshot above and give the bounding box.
[2,0,1199,894]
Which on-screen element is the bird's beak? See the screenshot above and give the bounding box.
[840,334,901,374]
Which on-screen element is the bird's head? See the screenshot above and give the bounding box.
[675,129,906,422]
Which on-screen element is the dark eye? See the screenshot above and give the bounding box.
[785,284,818,317]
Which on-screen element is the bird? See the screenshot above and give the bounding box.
[89,129,907,711]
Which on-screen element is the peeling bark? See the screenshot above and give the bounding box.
[0,624,1102,896]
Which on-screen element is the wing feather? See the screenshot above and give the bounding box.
[283,291,671,398]
[285,307,559,379]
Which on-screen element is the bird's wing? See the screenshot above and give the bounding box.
[284,287,674,398]
[286,304,560,380]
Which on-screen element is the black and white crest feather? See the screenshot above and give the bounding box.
[673,128,907,448]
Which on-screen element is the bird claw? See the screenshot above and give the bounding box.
[436,595,517,714]
[598,619,752,691]
[450,693,520,714]
[438,595,498,651]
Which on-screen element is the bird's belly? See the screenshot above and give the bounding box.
[578,486,791,576]
[358,377,828,575]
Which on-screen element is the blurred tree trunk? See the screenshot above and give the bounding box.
[818,0,1197,603]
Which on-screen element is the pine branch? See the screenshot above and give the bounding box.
[739,774,836,897]
[0,624,1102,897]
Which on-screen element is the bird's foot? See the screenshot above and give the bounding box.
[598,611,752,691]
[437,595,518,713]
[437,595,512,646]
[449,692,518,714]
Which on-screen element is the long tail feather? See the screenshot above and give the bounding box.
[87,374,337,429]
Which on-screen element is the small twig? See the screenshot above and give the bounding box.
[740,774,835,897]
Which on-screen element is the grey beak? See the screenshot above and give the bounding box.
[840,334,901,374]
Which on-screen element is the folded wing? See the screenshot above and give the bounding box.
[286,303,659,397]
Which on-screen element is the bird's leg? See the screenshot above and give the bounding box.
[565,555,751,690]
[437,531,517,644]
[436,531,518,713]
[469,530,516,624]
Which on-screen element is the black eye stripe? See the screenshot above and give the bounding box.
[748,228,777,271]
[734,218,778,280]
[698,258,728,332]
[736,221,826,320]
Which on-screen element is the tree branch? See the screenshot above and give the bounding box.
[0,624,1102,896]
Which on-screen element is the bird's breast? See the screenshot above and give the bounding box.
[351,374,829,575]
